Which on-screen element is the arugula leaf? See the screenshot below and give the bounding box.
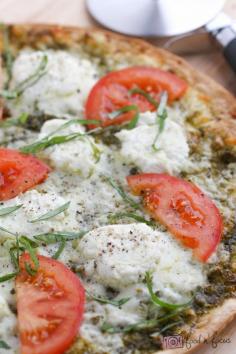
[129,88,158,108]
[0,340,11,349]
[109,212,155,227]
[29,201,70,223]
[0,204,22,216]
[145,271,191,310]
[34,230,87,244]
[152,91,168,151]
[108,105,138,120]
[0,272,18,283]
[20,132,85,154]
[107,177,140,210]
[52,239,66,259]
[1,23,13,90]
[0,113,29,128]
[86,291,130,307]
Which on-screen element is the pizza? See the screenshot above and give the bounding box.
[0,24,235,354]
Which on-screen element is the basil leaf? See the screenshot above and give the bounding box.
[0,113,29,128]
[108,105,138,119]
[19,237,39,274]
[19,236,38,248]
[0,272,18,283]
[107,177,140,210]
[20,132,85,154]
[24,262,37,276]
[0,226,17,236]
[34,230,87,244]
[152,91,168,151]
[86,291,130,307]
[126,109,140,129]
[146,271,191,310]
[129,88,158,108]
[0,55,48,100]
[52,239,66,259]
[0,204,22,216]
[109,212,155,227]
[29,201,70,223]
[0,340,11,349]
[1,23,13,90]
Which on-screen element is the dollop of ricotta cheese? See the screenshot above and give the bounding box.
[39,119,102,177]
[78,223,206,301]
[116,111,189,175]
[8,50,98,117]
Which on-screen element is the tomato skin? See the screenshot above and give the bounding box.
[85,66,188,129]
[127,173,223,262]
[16,254,85,354]
[0,149,50,201]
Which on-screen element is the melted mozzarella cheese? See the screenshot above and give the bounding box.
[116,112,190,175]
[8,50,98,117]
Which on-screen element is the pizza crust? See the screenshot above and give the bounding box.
[1,23,236,353]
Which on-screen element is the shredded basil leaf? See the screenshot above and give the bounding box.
[109,212,155,227]
[129,88,158,108]
[86,291,130,307]
[152,91,168,151]
[0,340,10,349]
[108,105,138,120]
[20,132,86,154]
[0,55,48,100]
[0,113,29,128]
[34,230,87,244]
[0,226,17,236]
[19,237,39,274]
[0,272,18,283]
[107,177,140,210]
[126,109,140,129]
[146,271,191,310]
[52,239,66,259]
[29,201,70,223]
[101,318,160,334]
[0,204,22,216]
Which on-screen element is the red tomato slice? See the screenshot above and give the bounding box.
[0,148,50,201]
[85,66,188,128]
[127,173,223,262]
[16,253,85,354]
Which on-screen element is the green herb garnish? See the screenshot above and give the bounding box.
[129,88,158,108]
[146,271,191,310]
[0,272,19,283]
[0,55,48,100]
[109,212,155,227]
[19,237,39,275]
[107,177,140,210]
[34,230,87,244]
[0,204,22,216]
[20,132,85,154]
[86,291,130,307]
[101,318,160,334]
[0,340,11,349]
[0,226,17,236]
[52,239,66,259]
[108,105,138,120]
[29,201,70,223]
[152,91,168,151]
[0,113,29,128]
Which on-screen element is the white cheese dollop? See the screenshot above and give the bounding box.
[39,119,102,177]
[78,223,206,301]
[8,50,98,117]
[116,111,189,175]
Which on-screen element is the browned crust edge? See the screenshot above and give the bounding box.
[2,23,236,353]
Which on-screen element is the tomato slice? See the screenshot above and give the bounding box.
[0,148,50,201]
[16,254,85,354]
[127,173,223,262]
[85,66,188,128]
